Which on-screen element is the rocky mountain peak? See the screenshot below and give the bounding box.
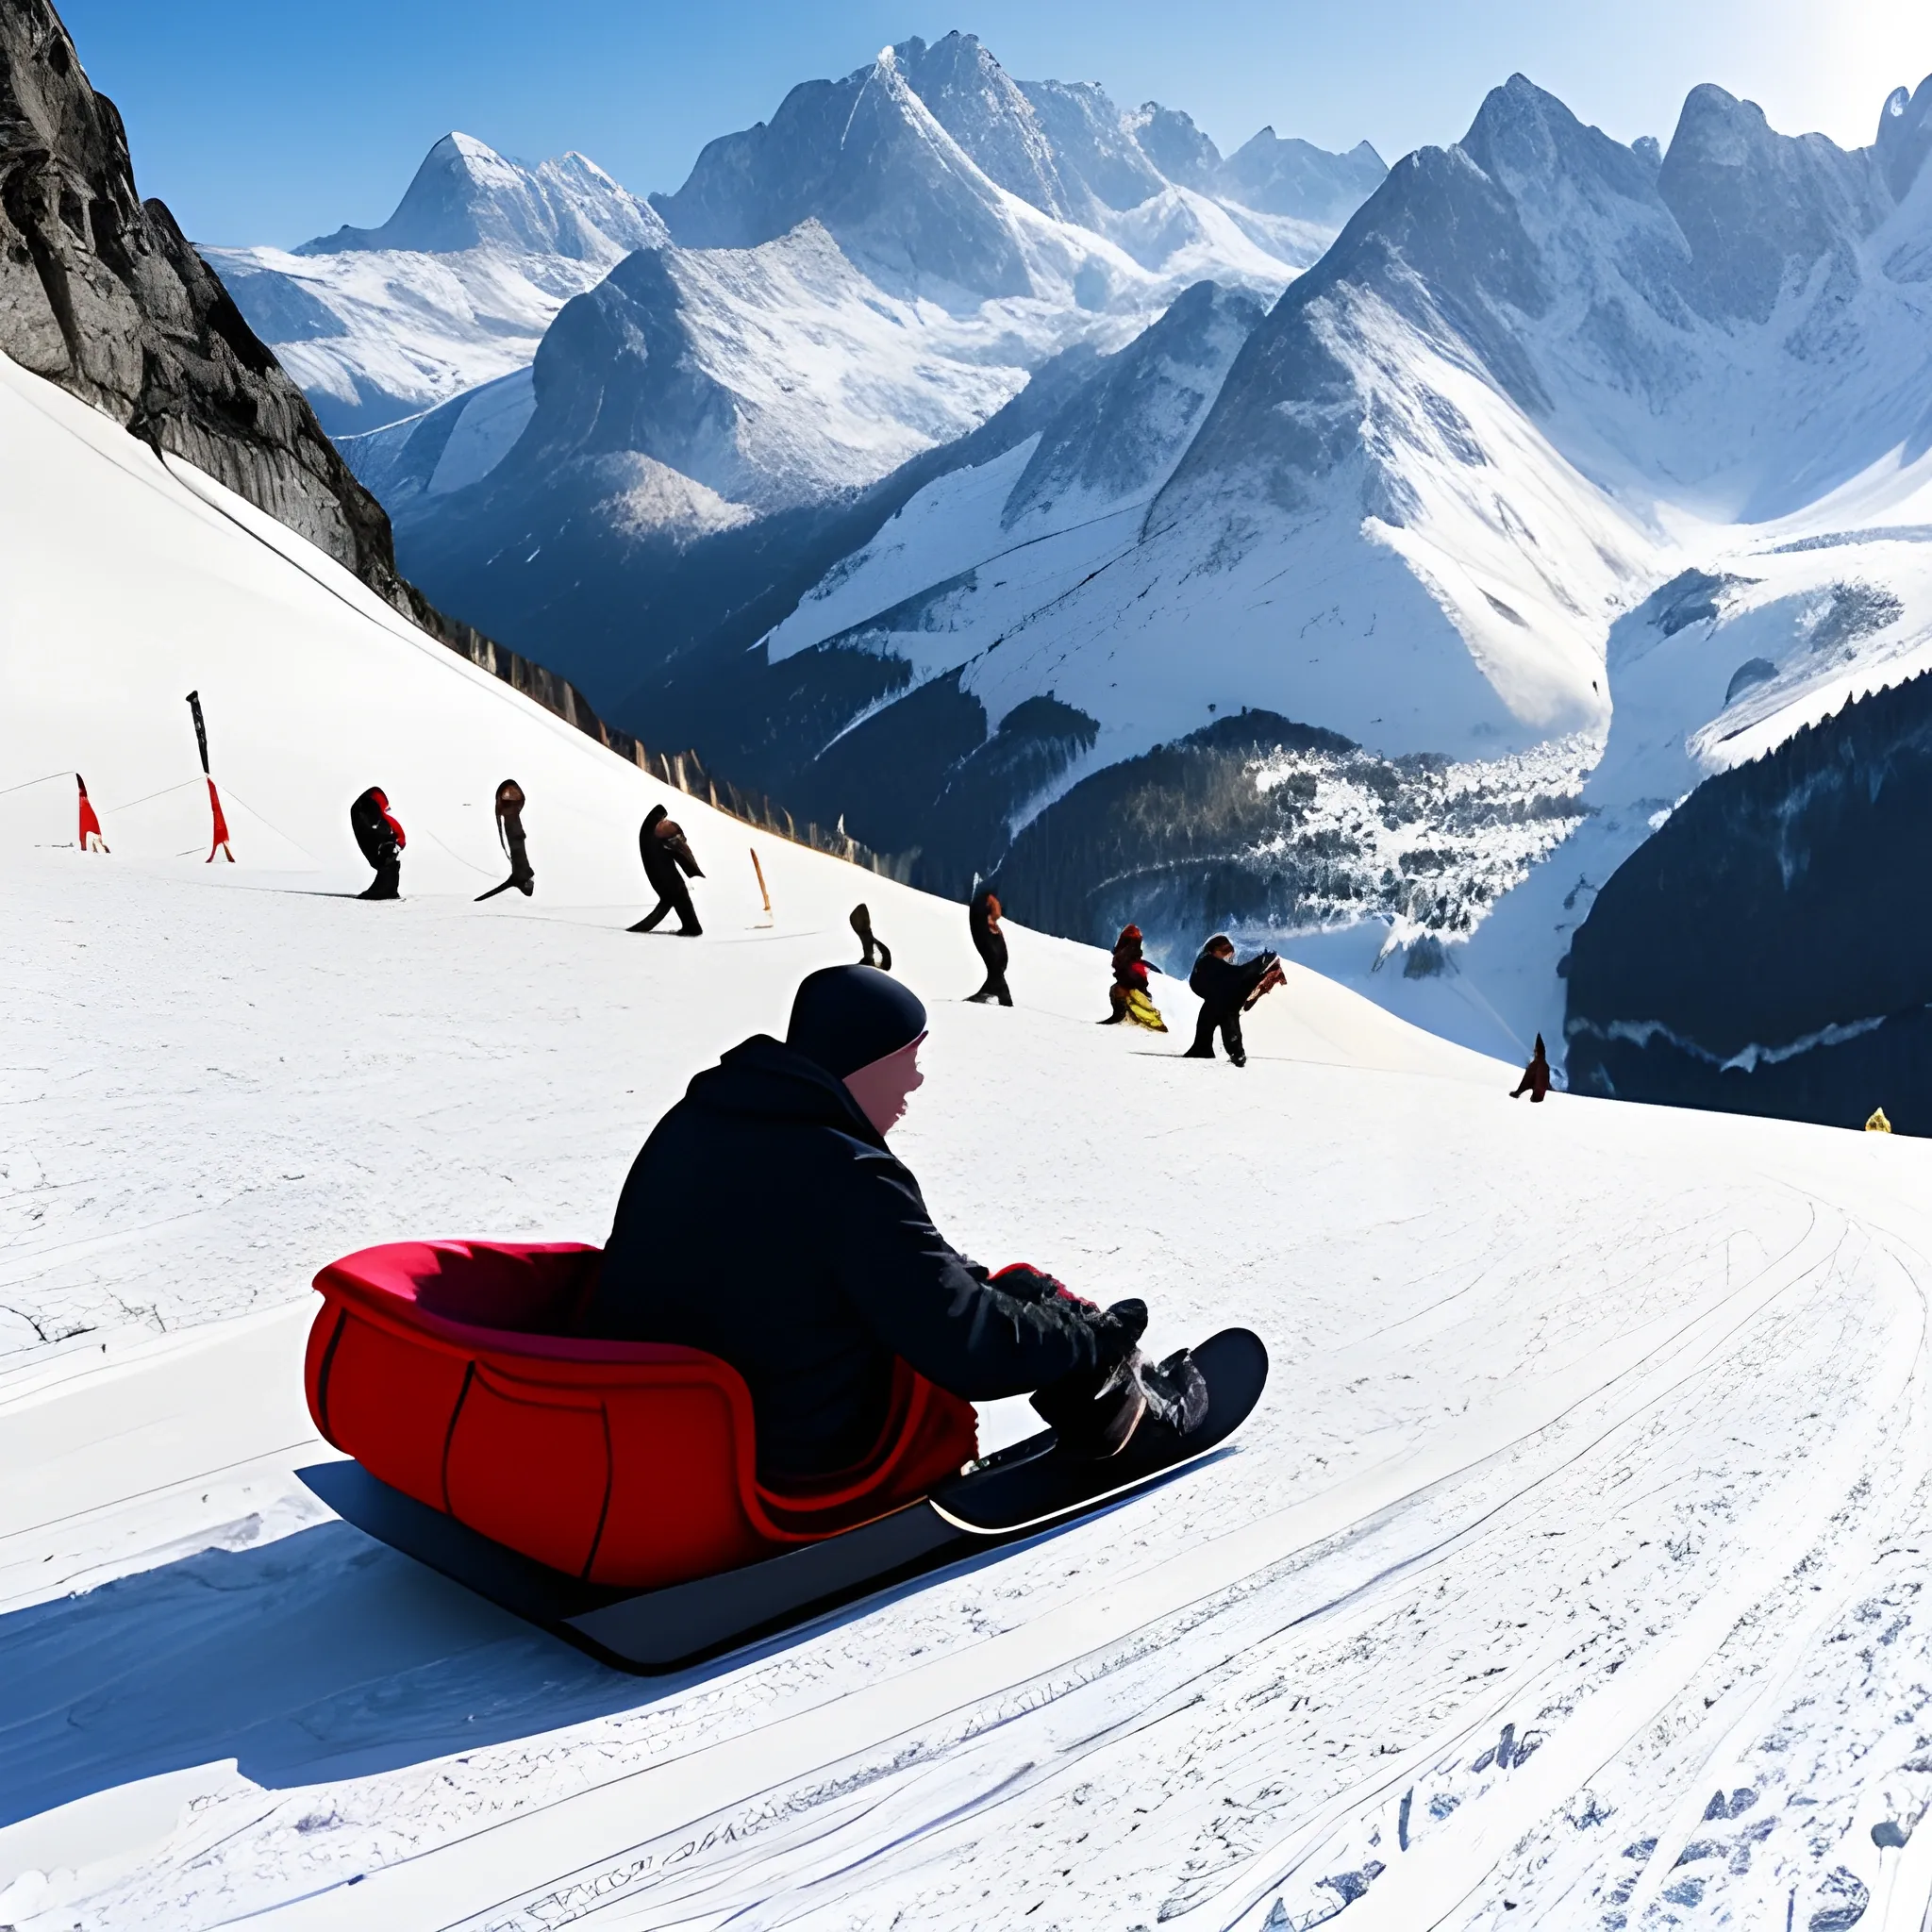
[1213,125,1388,224]
[1126,103,1222,190]
[1878,74,1932,203]
[884,32,1074,221]
[1458,73,1661,230]
[295,129,663,261]
[1657,82,1887,321]
[0,0,407,598]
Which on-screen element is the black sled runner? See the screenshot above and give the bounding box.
[302,1327,1267,1674]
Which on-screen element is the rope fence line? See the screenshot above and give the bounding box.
[0,771,71,800]
[98,777,199,816]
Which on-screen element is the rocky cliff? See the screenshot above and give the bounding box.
[0,0,404,602]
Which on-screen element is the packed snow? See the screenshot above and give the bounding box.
[9,342,1932,1931]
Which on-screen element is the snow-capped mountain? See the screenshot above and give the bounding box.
[377,37,1385,697]
[648,33,1363,284]
[623,67,1932,1105]
[205,132,666,435]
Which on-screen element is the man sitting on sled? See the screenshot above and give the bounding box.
[586,965,1204,1480]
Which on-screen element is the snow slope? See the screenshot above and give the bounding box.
[10,342,1932,1928]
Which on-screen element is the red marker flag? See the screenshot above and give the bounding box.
[76,774,108,853]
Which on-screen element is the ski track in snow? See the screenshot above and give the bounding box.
[6,870,1932,1932]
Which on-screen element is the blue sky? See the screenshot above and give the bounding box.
[58,0,1932,246]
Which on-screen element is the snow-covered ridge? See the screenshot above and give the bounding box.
[203,133,667,436]
[213,34,1382,467]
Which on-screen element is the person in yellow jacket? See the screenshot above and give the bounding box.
[1101,924,1167,1031]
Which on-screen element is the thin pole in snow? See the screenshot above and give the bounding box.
[185,691,235,862]
[750,847,774,926]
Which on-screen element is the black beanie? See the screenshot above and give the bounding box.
[787,965,927,1078]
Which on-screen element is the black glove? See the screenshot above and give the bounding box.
[1141,1348,1209,1436]
[1091,1297,1148,1366]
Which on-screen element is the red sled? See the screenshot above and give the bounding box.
[301,1241,1268,1672]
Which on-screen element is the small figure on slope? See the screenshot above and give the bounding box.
[583,965,1205,1477]
[476,779,534,901]
[1510,1035,1553,1103]
[630,803,704,936]
[1101,924,1166,1031]
[75,774,108,853]
[1184,936,1282,1067]
[1866,1106,1892,1133]
[350,787,405,900]
[850,902,892,971]
[966,885,1011,1006]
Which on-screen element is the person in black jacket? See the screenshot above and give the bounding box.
[349,787,405,900]
[1184,935,1280,1066]
[476,779,534,900]
[630,802,704,935]
[584,965,1174,1478]
[966,885,1011,1006]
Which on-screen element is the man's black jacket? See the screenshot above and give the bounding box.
[639,804,702,895]
[349,790,400,866]
[1190,947,1273,1017]
[584,1035,1113,1478]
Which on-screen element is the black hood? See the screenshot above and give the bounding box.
[682,1034,885,1144]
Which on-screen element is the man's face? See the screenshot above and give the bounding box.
[844,1035,926,1137]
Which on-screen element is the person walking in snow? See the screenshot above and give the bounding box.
[630,803,704,936]
[850,902,892,971]
[1184,935,1281,1067]
[350,786,405,900]
[966,885,1011,1006]
[1510,1035,1553,1103]
[1101,924,1166,1030]
[476,778,534,901]
[583,964,1205,1476]
[75,774,108,853]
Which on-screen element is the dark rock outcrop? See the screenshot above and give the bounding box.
[1565,670,1932,1133]
[0,0,409,601]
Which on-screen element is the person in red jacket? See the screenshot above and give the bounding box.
[350,787,406,900]
[1510,1035,1553,1102]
